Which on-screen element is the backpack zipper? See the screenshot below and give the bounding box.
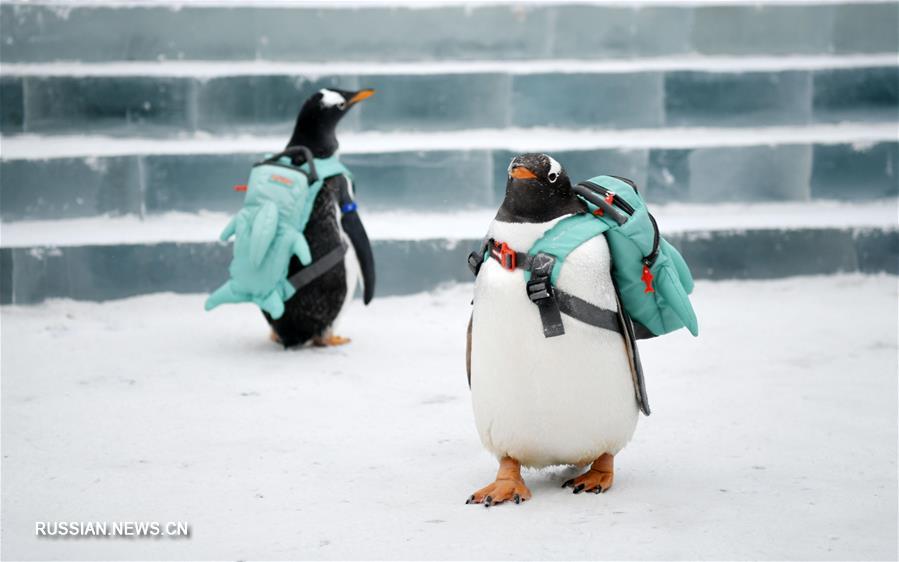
[645,213,660,267]
[252,161,316,182]
[579,181,636,215]
[579,181,660,266]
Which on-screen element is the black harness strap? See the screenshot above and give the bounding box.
[468,236,644,414]
[475,240,622,338]
[556,290,621,334]
[287,242,347,291]
[467,239,489,276]
[614,283,651,415]
[471,238,539,275]
[527,252,565,337]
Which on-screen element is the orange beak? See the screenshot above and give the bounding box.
[510,166,537,180]
[348,89,375,105]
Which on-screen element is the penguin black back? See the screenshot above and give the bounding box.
[496,153,586,224]
[264,176,347,347]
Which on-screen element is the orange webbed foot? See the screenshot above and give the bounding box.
[563,453,614,494]
[312,334,351,347]
[563,470,613,494]
[466,457,531,507]
[467,478,532,507]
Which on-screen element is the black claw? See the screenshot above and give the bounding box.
[573,483,585,494]
[562,479,574,488]
[593,487,602,494]
[513,493,521,504]
[484,495,493,507]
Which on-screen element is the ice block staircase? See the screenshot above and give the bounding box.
[1,1,897,303]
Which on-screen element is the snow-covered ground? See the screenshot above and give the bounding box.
[1,275,897,560]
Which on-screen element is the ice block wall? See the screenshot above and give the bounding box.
[0,1,896,303]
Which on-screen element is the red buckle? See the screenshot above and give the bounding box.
[592,192,616,217]
[491,241,517,271]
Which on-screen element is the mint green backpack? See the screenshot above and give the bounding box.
[470,175,697,341]
[468,175,697,415]
[204,147,351,319]
[568,175,698,338]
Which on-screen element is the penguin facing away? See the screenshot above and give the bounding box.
[466,153,639,506]
[266,87,376,348]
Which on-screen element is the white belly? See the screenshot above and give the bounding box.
[329,200,359,334]
[470,220,638,468]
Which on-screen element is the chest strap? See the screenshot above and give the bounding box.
[470,239,621,338]
[288,242,347,292]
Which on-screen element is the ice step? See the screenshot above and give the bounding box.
[2,60,896,135]
[1,126,896,220]
[1,213,895,304]
[5,123,896,159]
[2,201,897,248]
[1,2,896,63]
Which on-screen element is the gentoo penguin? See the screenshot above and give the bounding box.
[466,153,638,505]
[265,87,376,347]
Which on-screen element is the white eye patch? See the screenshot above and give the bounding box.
[546,155,561,183]
[319,89,347,108]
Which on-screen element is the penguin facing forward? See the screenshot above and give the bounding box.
[465,153,639,505]
[266,88,376,348]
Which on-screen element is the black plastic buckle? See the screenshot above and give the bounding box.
[527,252,556,302]
[468,251,483,276]
[526,252,565,338]
[527,278,552,302]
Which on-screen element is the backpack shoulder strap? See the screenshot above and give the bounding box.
[291,156,350,233]
[527,213,610,284]
[307,155,351,181]
[521,214,610,337]
[289,156,356,291]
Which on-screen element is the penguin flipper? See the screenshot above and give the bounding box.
[466,313,473,388]
[332,173,375,304]
[249,201,279,268]
[341,211,376,305]
[205,281,246,311]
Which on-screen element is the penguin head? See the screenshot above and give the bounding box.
[496,153,585,223]
[302,87,373,130]
[287,87,375,160]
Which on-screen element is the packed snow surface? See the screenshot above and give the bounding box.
[2,276,897,560]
